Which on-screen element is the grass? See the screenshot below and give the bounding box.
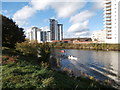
[1,47,117,89]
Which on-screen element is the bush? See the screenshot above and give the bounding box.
[38,43,51,63]
[16,41,38,56]
[16,41,51,63]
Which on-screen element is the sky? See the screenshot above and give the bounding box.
[1,0,104,38]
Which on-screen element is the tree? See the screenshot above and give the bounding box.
[1,14,25,48]
[38,43,51,63]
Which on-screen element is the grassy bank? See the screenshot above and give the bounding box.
[1,48,117,89]
[51,43,120,51]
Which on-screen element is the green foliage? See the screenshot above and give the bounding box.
[38,43,51,63]
[16,41,38,56]
[2,14,25,48]
[16,42,51,63]
[51,43,120,51]
[3,62,113,89]
[2,47,116,89]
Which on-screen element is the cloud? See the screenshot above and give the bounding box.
[74,31,91,37]
[13,0,51,26]
[0,10,9,15]
[70,10,95,23]
[12,0,86,26]
[64,31,91,38]
[41,26,50,31]
[67,20,89,33]
[30,0,51,10]
[1,10,8,14]
[67,10,95,37]
[92,0,104,10]
[51,2,86,18]
[12,0,104,38]
[67,10,94,35]
[13,6,36,26]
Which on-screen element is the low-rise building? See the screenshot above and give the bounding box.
[91,30,106,43]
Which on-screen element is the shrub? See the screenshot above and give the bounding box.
[38,43,51,63]
[41,77,55,88]
[16,42,51,63]
[16,41,38,56]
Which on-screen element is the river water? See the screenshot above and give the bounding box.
[53,49,120,82]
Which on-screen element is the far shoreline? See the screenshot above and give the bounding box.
[50,43,120,51]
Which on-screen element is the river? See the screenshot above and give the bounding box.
[53,49,120,82]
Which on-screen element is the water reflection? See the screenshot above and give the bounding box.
[53,49,120,82]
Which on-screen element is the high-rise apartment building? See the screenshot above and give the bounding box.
[50,19,63,41]
[41,31,51,42]
[58,24,63,40]
[29,27,41,42]
[26,19,63,42]
[50,19,58,40]
[27,27,51,43]
[104,0,120,43]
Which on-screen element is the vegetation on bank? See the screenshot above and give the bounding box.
[50,43,120,51]
[1,42,116,89]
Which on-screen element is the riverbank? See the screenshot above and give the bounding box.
[51,43,120,51]
[1,47,116,89]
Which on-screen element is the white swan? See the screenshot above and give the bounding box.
[68,55,77,60]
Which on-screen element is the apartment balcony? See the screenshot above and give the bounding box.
[104,10,111,14]
[106,5,111,8]
[104,18,111,20]
[104,14,110,17]
[107,33,112,35]
[106,28,112,31]
[106,37,112,39]
[106,34,112,37]
[106,26,112,29]
[106,36,112,39]
[106,15,111,18]
[105,19,112,22]
[105,3,111,6]
[106,19,111,21]
[106,9,111,11]
[104,14,111,17]
[104,22,111,26]
[106,22,112,25]
[107,30,112,33]
[106,25,111,27]
[106,24,111,27]
[106,12,111,14]
[104,7,111,11]
[107,30,112,32]
[105,1,111,4]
